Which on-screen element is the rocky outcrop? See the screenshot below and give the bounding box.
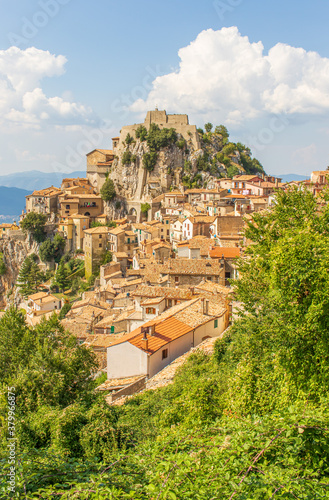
[0,235,39,309]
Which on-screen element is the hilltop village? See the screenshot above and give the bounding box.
[0,110,327,398]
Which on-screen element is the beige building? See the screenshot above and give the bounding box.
[84,226,109,278]
[86,149,115,192]
[59,193,103,219]
[25,186,62,215]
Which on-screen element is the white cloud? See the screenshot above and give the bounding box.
[0,46,97,129]
[130,27,329,126]
[14,148,56,162]
[292,143,318,166]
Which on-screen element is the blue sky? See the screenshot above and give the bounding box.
[0,0,328,177]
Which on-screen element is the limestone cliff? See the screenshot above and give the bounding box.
[0,235,39,309]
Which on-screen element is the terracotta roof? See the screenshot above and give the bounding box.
[28,292,58,302]
[141,297,165,306]
[233,175,261,181]
[30,186,61,197]
[84,227,109,235]
[108,227,125,235]
[132,285,193,300]
[109,316,193,354]
[209,247,241,259]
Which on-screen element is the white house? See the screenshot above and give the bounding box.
[107,298,229,379]
[27,292,61,315]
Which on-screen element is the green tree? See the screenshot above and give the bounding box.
[135,125,148,141]
[0,253,6,275]
[226,165,240,178]
[141,202,151,215]
[16,256,44,297]
[142,151,158,171]
[125,133,134,145]
[101,251,112,265]
[39,238,54,262]
[20,212,47,242]
[215,124,229,139]
[53,261,70,292]
[204,122,213,133]
[100,178,116,202]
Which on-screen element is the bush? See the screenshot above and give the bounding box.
[125,133,134,145]
[0,253,6,275]
[141,203,151,215]
[122,151,133,165]
[20,212,47,242]
[204,122,213,133]
[142,152,158,171]
[100,178,116,202]
[58,302,72,319]
[176,138,186,149]
[135,125,148,141]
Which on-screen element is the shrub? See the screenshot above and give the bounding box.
[142,152,158,171]
[100,178,116,202]
[20,212,47,242]
[135,125,148,141]
[125,133,134,145]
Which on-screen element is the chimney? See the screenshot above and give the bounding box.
[149,324,155,336]
[275,178,279,187]
[141,327,149,350]
[203,299,209,315]
[200,298,205,313]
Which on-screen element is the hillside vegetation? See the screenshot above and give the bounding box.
[1,187,329,499]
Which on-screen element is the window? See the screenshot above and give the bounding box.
[99,235,102,239]
[175,276,179,283]
[110,326,115,333]
[166,220,169,224]
[146,307,156,314]
[127,238,130,243]
[99,243,102,248]
[162,349,168,359]
[66,205,70,209]
[214,319,218,328]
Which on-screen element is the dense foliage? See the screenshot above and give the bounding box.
[16,256,44,297]
[0,253,6,276]
[100,178,116,202]
[39,234,65,263]
[1,187,329,498]
[20,212,47,242]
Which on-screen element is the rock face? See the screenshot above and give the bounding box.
[0,235,39,309]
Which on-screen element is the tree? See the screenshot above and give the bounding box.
[0,253,6,275]
[142,152,158,171]
[20,212,47,242]
[39,239,54,262]
[230,186,329,406]
[215,124,229,139]
[125,133,134,145]
[204,122,213,133]
[53,261,70,292]
[101,251,112,265]
[100,178,116,202]
[141,203,151,215]
[135,125,148,141]
[16,256,44,297]
[226,165,240,178]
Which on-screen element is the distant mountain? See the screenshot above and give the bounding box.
[0,186,31,217]
[0,170,86,191]
[279,174,310,183]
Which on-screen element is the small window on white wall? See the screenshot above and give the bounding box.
[162,349,168,360]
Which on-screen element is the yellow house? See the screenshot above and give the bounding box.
[0,222,19,238]
[83,226,109,278]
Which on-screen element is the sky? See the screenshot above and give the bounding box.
[0,0,329,178]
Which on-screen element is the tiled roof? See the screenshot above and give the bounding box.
[209,247,241,259]
[108,227,125,235]
[84,227,109,235]
[141,297,165,306]
[109,316,193,354]
[168,258,223,276]
[132,285,193,300]
[30,186,62,197]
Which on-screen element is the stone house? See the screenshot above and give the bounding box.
[25,186,62,215]
[59,193,103,219]
[83,226,109,278]
[0,222,19,239]
[182,215,216,240]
